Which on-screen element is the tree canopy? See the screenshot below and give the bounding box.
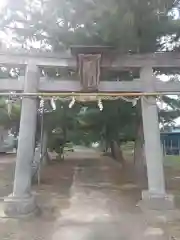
[0,0,180,52]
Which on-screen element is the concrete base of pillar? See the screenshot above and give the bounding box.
[139,191,175,210]
[4,194,37,217]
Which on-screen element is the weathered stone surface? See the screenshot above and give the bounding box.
[4,194,37,217]
[3,63,40,217]
[140,191,174,210]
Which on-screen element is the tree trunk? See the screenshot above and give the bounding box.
[110,140,125,165]
[105,140,109,153]
[101,139,108,153]
[0,126,9,152]
[110,141,115,158]
[134,121,147,187]
[41,130,49,165]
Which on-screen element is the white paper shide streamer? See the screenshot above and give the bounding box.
[69,96,76,109]
[98,98,103,111]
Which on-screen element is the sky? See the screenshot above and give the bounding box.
[0,0,6,9]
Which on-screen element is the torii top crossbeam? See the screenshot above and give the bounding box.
[0,49,180,68]
[0,48,180,95]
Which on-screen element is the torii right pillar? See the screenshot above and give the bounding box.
[140,66,174,210]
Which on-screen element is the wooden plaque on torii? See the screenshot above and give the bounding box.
[70,45,113,92]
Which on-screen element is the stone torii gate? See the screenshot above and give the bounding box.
[0,47,179,216]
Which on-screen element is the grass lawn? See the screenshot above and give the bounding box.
[164,155,180,169]
[122,142,180,169]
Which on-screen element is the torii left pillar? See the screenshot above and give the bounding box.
[4,63,39,217]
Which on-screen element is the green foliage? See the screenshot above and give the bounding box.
[74,99,138,146]
[0,98,21,131]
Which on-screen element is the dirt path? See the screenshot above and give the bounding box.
[0,151,179,239]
